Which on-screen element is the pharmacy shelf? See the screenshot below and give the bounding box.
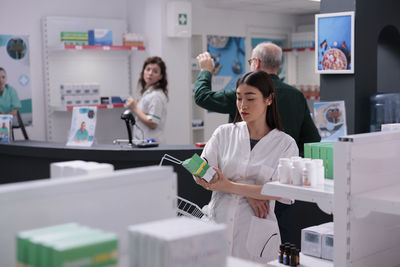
[51,103,125,111]
[267,253,333,267]
[49,44,145,51]
[283,47,315,53]
[261,180,334,214]
[352,183,400,218]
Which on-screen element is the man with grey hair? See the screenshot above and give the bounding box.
[194,42,321,245]
[195,42,320,153]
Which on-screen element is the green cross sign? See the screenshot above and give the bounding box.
[178,13,187,25]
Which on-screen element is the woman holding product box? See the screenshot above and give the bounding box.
[125,56,168,143]
[0,67,21,117]
[195,70,298,263]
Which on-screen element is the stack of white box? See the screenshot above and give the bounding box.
[301,222,334,261]
[60,83,100,107]
[128,217,227,267]
[291,32,315,48]
[381,123,400,132]
[50,160,114,178]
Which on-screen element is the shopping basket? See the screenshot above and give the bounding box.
[159,154,207,220]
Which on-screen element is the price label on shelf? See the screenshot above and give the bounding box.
[75,45,83,50]
[103,46,111,51]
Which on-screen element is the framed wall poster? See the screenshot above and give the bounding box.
[315,11,355,74]
[206,35,246,92]
[66,106,97,147]
[0,35,33,125]
[313,100,347,141]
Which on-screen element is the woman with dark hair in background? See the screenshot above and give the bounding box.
[195,70,298,263]
[125,56,168,143]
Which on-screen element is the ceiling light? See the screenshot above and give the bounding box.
[309,0,321,2]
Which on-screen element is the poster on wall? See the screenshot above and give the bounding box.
[315,11,355,74]
[313,100,347,141]
[251,37,287,82]
[0,35,32,125]
[66,106,97,147]
[0,115,13,143]
[206,35,245,92]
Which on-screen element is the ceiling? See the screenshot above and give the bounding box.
[201,0,320,15]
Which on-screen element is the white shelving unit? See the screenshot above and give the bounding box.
[352,183,400,218]
[42,16,145,144]
[262,180,334,214]
[267,253,333,267]
[263,130,400,267]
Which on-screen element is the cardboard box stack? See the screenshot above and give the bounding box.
[60,83,100,107]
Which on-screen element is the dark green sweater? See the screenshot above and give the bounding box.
[194,70,321,153]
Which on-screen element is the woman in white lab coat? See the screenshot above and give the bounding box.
[125,56,168,143]
[196,70,298,263]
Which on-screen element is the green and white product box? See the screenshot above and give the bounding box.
[182,154,216,182]
[16,223,80,267]
[304,142,334,179]
[60,32,88,40]
[47,232,118,267]
[29,227,98,267]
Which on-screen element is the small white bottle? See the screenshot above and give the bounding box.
[312,159,325,185]
[303,161,317,187]
[278,158,292,184]
[291,160,304,186]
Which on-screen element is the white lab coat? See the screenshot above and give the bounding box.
[133,86,168,143]
[201,121,298,263]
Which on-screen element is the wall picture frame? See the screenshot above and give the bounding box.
[315,11,355,74]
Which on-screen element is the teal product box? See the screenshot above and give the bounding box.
[88,29,113,46]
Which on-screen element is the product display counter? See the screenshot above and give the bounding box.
[0,141,211,207]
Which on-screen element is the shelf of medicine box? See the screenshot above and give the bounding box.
[282,47,315,53]
[351,183,400,218]
[261,180,334,214]
[50,103,126,111]
[192,126,204,130]
[267,253,333,267]
[48,44,146,52]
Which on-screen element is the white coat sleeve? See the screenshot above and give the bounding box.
[145,94,165,125]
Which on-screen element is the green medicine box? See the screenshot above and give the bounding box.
[29,227,97,267]
[304,142,334,180]
[48,232,118,267]
[182,153,216,182]
[16,223,80,267]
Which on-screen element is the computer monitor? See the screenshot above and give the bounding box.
[0,165,177,266]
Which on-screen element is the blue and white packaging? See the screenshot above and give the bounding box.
[88,29,113,46]
[0,115,13,143]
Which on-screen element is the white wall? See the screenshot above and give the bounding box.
[1,0,298,144]
[0,0,128,141]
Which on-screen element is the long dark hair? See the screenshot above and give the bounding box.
[233,70,283,131]
[138,56,168,98]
